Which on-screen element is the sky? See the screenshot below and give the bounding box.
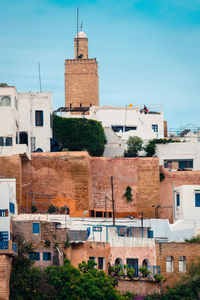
[1,0,200,130]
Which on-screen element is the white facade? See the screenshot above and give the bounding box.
[63,105,165,158]
[0,178,17,240]
[156,142,200,170]
[0,86,53,159]
[174,185,200,222]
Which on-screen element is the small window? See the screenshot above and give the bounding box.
[125,126,137,132]
[0,231,8,242]
[29,252,40,261]
[166,256,174,272]
[0,95,11,106]
[176,194,180,207]
[96,211,103,218]
[195,194,200,207]
[43,252,51,261]
[80,103,82,107]
[152,124,158,132]
[179,256,186,272]
[0,210,8,217]
[111,125,124,133]
[35,110,43,126]
[5,137,12,146]
[89,256,96,262]
[9,203,15,214]
[33,223,40,234]
[98,257,105,270]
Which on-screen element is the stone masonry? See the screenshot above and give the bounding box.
[0,255,12,300]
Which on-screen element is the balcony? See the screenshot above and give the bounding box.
[0,240,17,256]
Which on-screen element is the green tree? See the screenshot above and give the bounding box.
[125,136,143,156]
[53,115,106,156]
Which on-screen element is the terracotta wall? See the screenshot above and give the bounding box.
[0,255,12,300]
[21,154,160,219]
[117,279,161,296]
[160,167,200,222]
[64,241,110,272]
[156,242,200,292]
[91,157,160,218]
[22,152,91,216]
[0,155,22,209]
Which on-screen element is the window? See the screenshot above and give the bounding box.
[35,110,43,126]
[176,194,180,207]
[98,257,105,270]
[29,252,40,261]
[152,124,158,132]
[89,256,96,263]
[195,193,200,207]
[0,210,7,217]
[33,223,40,234]
[0,231,8,242]
[111,125,123,133]
[179,256,186,272]
[5,137,12,146]
[9,203,15,214]
[0,95,11,106]
[179,160,193,169]
[125,126,137,132]
[148,230,154,238]
[96,211,103,217]
[43,252,51,261]
[126,258,138,277]
[166,256,174,272]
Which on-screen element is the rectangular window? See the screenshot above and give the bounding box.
[166,256,174,273]
[43,252,51,261]
[195,193,200,207]
[126,258,138,277]
[98,257,105,270]
[125,126,137,132]
[89,257,96,263]
[9,203,15,214]
[0,231,8,242]
[148,230,154,238]
[179,256,186,272]
[33,223,40,234]
[35,110,43,126]
[179,160,193,169]
[0,210,7,217]
[96,211,103,217]
[111,125,124,133]
[176,194,180,207]
[152,124,158,132]
[29,252,40,261]
[31,137,36,152]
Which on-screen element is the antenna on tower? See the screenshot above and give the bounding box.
[76,7,79,59]
[80,21,83,31]
[38,62,42,92]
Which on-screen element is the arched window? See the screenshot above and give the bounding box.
[19,132,28,146]
[115,258,123,266]
[142,259,150,269]
[166,256,174,273]
[179,256,186,272]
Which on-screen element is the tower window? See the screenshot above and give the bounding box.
[35,111,43,126]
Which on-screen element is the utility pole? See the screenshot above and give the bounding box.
[111,176,115,225]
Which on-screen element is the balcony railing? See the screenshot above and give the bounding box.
[0,241,17,255]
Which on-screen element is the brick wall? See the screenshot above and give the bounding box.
[160,167,200,222]
[156,242,200,292]
[65,59,99,108]
[74,38,88,59]
[117,279,161,296]
[0,155,22,209]
[0,255,12,300]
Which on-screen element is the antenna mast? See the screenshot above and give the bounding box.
[76,7,79,59]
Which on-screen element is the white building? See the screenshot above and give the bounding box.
[0,178,17,252]
[174,185,200,222]
[62,104,165,158]
[156,142,200,170]
[0,86,53,159]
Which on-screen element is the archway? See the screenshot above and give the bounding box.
[19,131,28,146]
[115,258,123,266]
[142,259,150,269]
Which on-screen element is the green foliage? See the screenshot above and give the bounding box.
[53,115,106,156]
[185,235,200,243]
[127,267,135,279]
[47,204,57,214]
[139,267,151,277]
[31,205,37,213]
[123,186,133,202]
[125,136,143,156]
[153,274,163,282]
[144,138,178,157]
[0,83,8,87]
[45,259,125,300]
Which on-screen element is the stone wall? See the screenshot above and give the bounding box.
[160,167,200,222]
[91,157,160,218]
[0,155,22,209]
[0,255,12,300]
[156,242,200,292]
[117,279,161,296]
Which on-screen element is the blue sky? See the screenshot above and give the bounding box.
[1,0,200,130]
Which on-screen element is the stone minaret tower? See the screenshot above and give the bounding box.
[65,31,99,108]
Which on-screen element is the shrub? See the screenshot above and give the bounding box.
[53,115,106,156]
[123,186,133,202]
[31,205,37,213]
[139,267,151,277]
[125,136,143,156]
[153,274,163,282]
[185,235,200,243]
[127,267,135,279]
[47,205,56,214]
[144,138,178,157]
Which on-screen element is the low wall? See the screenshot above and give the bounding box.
[117,279,161,296]
[0,255,12,300]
